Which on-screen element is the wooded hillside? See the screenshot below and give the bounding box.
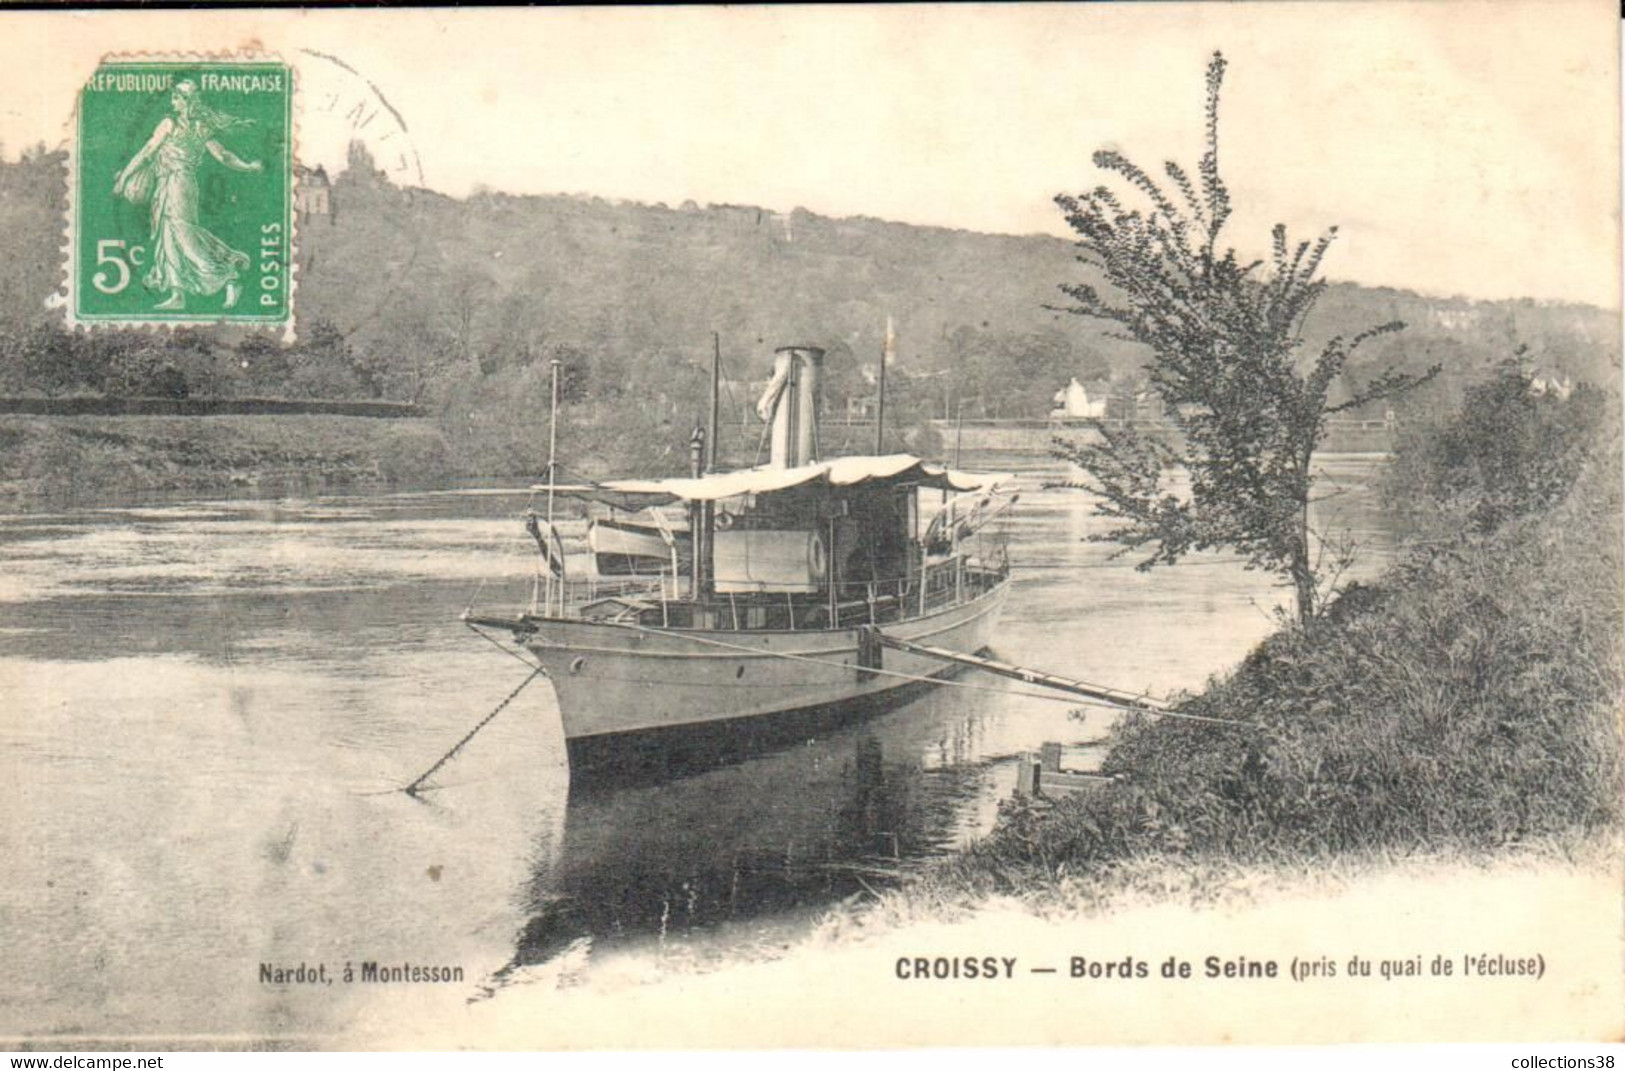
[0,143,1615,476]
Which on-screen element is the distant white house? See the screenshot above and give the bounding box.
[294,163,331,217]
[1530,369,1574,400]
[1052,377,1109,419]
[1431,306,1481,331]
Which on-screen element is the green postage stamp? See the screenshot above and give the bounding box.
[69,57,293,329]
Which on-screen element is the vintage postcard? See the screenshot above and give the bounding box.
[0,2,1619,1052]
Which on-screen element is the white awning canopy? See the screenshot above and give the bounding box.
[533,454,1012,509]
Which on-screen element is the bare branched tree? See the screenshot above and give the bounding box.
[1052,51,1438,623]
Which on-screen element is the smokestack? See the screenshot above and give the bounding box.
[761,346,825,468]
[766,348,796,468]
[791,346,824,466]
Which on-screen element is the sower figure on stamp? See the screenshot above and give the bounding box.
[113,80,262,311]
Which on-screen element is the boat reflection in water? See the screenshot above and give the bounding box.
[486,676,1004,991]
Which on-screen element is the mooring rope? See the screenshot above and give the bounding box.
[606,620,1256,729]
[404,665,547,797]
[465,620,544,670]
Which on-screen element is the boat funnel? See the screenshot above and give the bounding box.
[759,346,825,468]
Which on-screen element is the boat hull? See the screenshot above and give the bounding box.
[522,579,1008,750]
[561,671,955,777]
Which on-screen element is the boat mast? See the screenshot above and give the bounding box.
[688,427,705,601]
[950,396,966,555]
[691,334,722,602]
[708,333,721,471]
[546,357,562,615]
[875,315,892,454]
[954,395,965,469]
[944,395,966,509]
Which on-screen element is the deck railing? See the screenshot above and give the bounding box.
[534,572,669,618]
[531,555,1007,630]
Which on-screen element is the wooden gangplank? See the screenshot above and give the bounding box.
[871,631,1170,712]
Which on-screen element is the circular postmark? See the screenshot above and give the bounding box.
[288,49,430,338]
[295,48,424,189]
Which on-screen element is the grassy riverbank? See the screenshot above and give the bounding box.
[0,414,453,501]
[888,377,1623,911]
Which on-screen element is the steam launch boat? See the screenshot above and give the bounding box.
[465,344,1017,766]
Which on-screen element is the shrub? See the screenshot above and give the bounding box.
[1385,363,1609,534]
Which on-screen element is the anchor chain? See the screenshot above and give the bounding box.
[404,665,546,797]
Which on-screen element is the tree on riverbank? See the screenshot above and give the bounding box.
[1052,52,1436,623]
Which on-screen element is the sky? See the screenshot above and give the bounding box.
[1,2,1618,307]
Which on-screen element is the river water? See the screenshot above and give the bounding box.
[0,454,1389,1042]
